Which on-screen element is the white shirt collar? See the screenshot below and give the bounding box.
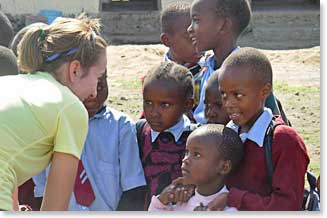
[194,185,229,205]
[151,115,191,143]
[226,108,273,147]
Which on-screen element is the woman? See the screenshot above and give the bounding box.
[0,15,108,211]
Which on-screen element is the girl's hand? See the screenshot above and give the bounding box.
[207,192,228,211]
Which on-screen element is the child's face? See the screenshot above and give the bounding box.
[143,79,188,132]
[83,71,108,118]
[204,85,229,125]
[166,15,202,64]
[182,134,224,189]
[218,65,269,132]
[188,0,225,53]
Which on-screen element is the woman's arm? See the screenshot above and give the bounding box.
[40,152,79,210]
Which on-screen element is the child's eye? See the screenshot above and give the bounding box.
[144,100,152,105]
[221,92,227,99]
[194,152,201,158]
[236,93,244,99]
[161,103,171,108]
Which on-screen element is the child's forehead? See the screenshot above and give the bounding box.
[144,78,184,94]
[192,0,217,12]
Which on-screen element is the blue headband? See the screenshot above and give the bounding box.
[45,47,78,62]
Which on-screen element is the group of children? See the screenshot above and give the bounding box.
[0,0,312,212]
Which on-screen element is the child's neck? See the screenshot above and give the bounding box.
[213,41,237,70]
[196,177,225,196]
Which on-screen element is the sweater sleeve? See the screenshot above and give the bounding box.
[227,125,310,210]
[148,195,173,211]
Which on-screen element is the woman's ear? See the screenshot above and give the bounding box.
[67,60,82,83]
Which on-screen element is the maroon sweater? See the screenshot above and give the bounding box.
[226,117,310,210]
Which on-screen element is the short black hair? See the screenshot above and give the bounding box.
[0,11,14,47]
[205,70,219,91]
[0,45,18,76]
[190,124,244,171]
[143,61,194,100]
[160,2,191,34]
[214,0,251,37]
[222,47,273,85]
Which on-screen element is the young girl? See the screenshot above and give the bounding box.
[0,15,108,211]
[148,124,243,211]
[136,61,196,209]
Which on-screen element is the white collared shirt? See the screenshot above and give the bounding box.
[226,108,273,147]
[150,115,191,143]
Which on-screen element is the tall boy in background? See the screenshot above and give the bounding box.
[188,0,282,124]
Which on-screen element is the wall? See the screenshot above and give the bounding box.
[0,0,99,15]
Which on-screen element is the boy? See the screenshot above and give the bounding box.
[0,45,18,76]
[148,124,242,211]
[160,2,204,110]
[0,10,14,47]
[204,71,229,125]
[188,0,282,124]
[32,73,147,211]
[211,47,309,210]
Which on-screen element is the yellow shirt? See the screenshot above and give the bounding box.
[0,72,88,210]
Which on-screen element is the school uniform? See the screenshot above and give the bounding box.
[138,115,195,208]
[148,186,237,211]
[33,106,146,211]
[225,108,309,210]
[193,47,240,124]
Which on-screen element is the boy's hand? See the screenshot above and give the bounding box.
[193,202,208,211]
[207,192,228,211]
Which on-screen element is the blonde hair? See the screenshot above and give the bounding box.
[17,15,108,76]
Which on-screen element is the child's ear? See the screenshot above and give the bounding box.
[184,97,194,112]
[160,33,171,47]
[218,17,233,35]
[218,160,232,175]
[262,82,272,99]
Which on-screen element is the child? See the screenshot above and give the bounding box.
[209,47,309,210]
[0,15,107,211]
[31,72,147,211]
[204,71,229,125]
[137,61,196,209]
[9,22,48,56]
[0,45,18,76]
[148,124,243,211]
[0,10,14,47]
[160,2,205,111]
[188,0,283,125]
